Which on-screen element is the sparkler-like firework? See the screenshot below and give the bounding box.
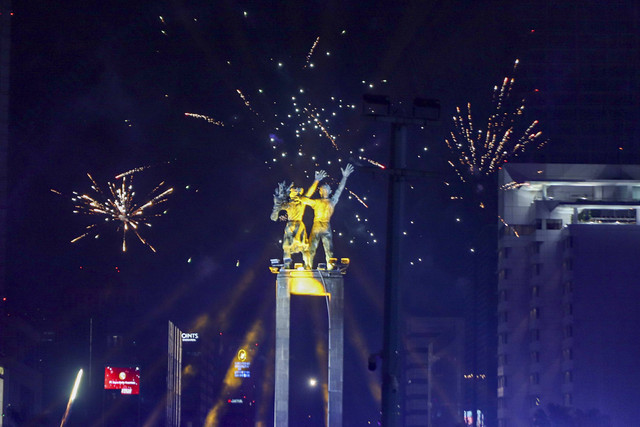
[70,172,173,252]
[184,112,225,127]
[445,59,548,182]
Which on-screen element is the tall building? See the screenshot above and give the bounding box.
[167,320,258,427]
[401,317,465,427]
[497,163,640,427]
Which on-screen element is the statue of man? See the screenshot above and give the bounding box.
[302,164,354,269]
[271,170,327,268]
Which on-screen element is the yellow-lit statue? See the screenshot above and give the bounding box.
[302,164,354,269]
[271,170,327,268]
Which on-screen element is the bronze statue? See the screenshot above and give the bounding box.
[271,170,327,267]
[301,164,354,268]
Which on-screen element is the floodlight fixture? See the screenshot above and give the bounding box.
[412,97,441,121]
[363,94,391,117]
[269,258,284,273]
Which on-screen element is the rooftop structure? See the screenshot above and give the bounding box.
[497,163,640,427]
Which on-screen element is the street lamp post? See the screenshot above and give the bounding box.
[363,95,440,427]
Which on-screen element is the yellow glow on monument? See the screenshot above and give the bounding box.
[288,271,329,296]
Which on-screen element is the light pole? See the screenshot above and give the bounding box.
[363,95,440,426]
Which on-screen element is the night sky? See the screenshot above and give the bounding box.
[5,0,639,425]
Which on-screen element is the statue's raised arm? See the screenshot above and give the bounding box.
[305,170,327,197]
[330,164,354,205]
[304,163,355,268]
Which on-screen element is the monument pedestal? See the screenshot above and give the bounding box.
[274,269,344,427]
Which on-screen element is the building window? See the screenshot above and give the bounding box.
[547,218,563,229]
[564,236,573,249]
[499,311,508,323]
[563,348,573,361]
[532,285,540,298]
[535,218,543,229]
[498,354,508,366]
[498,375,507,388]
[499,289,508,302]
[564,325,573,338]
[563,281,573,295]
[530,329,540,342]
[499,269,510,280]
[534,263,542,275]
[498,397,505,410]
[564,370,573,384]
[500,246,511,260]
[563,393,572,406]
[499,333,509,345]
[530,372,540,385]
[108,335,123,348]
[530,351,540,363]
[533,241,543,254]
[563,303,573,316]
[530,307,540,320]
[563,258,573,271]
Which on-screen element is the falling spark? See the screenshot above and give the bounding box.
[115,161,173,179]
[498,215,519,238]
[71,173,173,252]
[236,89,262,119]
[304,36,320,68]
[500,181,530,191]
[445,59,548,182]
[304,107,338,150]
[116,166,149,179]
[348,190,368,208]
[185,112,225,126]
[358,156,386,169]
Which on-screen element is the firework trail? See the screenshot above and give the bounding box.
[115,161,173,179]
[348,189,368,208]
[185,112,225,126]
[500,181,530,191]
[304,36,320,68]
[445,59,548,182]
[357,156,386,169]
[304,107,339,150]
[498,215,519,237]
[236,89,263,120]
[70,173,173,252]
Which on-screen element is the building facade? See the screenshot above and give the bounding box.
[402,317,465,427]
[497,163,640,426]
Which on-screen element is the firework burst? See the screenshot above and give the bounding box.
[70,173,173,252]
[445,59,548,182]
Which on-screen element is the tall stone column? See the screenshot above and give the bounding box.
[326,272,344,427]
[274,272,291,427]
[273,269,344,427]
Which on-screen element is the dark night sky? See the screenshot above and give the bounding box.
[5,0,640,424]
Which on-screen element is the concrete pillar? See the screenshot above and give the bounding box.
[274,269,344,427]
[326,272,344,427]
[274,273,291,427]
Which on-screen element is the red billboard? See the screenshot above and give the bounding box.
[104,366,140,395]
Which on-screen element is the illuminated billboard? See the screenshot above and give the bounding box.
[104,366,140,395]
